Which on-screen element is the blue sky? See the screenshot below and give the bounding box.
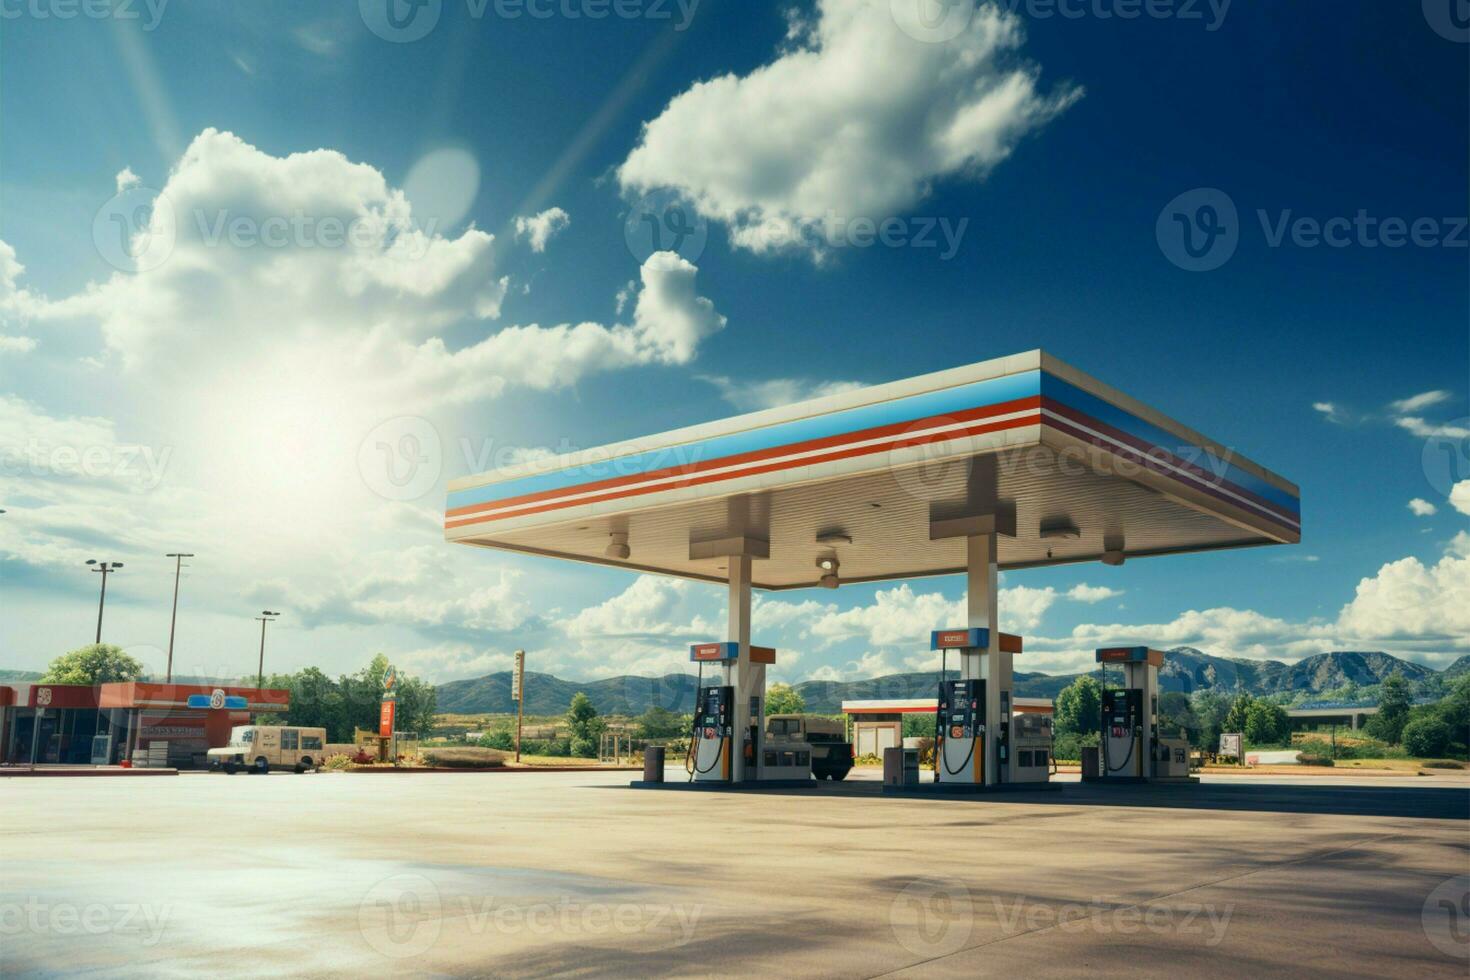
[1,0,1466,685]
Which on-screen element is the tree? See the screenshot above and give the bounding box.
[1367,671,1411,744]
[566,692,604,757]
[635,705,685,741]
[1437,674,1470,744]
[1223,693,1254,736]
[1402,716,1452,758]
[1189,690,1232,750]
[1157,692,1193,737]
[258,656,435,742]
[40,644,144,685]
[1244,700,1289,746]
[765,683,806,716]
[1054,676,1102,736]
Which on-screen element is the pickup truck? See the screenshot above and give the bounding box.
[765,714,854,781]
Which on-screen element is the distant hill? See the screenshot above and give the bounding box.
[433,648,1453,716]
[437,670,704,716]
[1442,655,1470,679]
[1157,647,1436,695]
[0,669,42,682]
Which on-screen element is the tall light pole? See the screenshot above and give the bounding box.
[85,559,124,644]
[255,611,280,688]
[164,553,194,683]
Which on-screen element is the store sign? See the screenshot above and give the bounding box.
[141,727,204,739]
[511,650,525,702]
[1219,733,1242,758]
[379,699,396,738]
[186,691,247,710]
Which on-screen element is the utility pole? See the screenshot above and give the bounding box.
[164,553,194,682]
[254,611,280,688]
[85,560,124,644]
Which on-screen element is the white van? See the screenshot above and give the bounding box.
[207,725,327,774]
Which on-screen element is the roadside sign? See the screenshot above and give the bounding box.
[383,665,398,700]
[1219,732,1242,758]
[379,699,396,738]
[511,650,525,702]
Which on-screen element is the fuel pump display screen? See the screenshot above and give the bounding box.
[937,679,983,739]
[695,686,733,739]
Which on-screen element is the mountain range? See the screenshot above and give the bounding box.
[9,650,1461,716]
[434,648,1459,716]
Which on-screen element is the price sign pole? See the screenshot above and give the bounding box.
[513,649,525,763]
[382,665,398,764]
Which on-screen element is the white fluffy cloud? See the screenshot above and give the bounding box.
[514,207,570,252]
[700,375,866,411]
[1395,416,1470,440]
[1336,551,1470,643]
[563,577,718,641]
[618,0,1078,255]
[1389,390,1452,414]
[1451,480,1470,517]
[1311,401,1346,423]
[1408,498,1438,517]
[1066,584,1122,603]
[403,250,725,405]
[2,130,730,679]
[34,131,722,410]
[794,579,1118,652]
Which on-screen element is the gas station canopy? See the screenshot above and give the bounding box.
[444,351,1300,588]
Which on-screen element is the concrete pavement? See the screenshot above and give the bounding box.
[2,769,1466,977]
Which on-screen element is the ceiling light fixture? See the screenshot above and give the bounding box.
[816,554,840,589]
[605,531,630,560]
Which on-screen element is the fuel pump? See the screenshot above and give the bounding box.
[688,684,734,782]
[687,641,777,783]
[935,678,986,782]
[1100,687,1144,778]
[1089,647,1191,783]
[930,627,1025,786]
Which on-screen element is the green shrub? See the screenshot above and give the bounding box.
[1420,759,1466,769]
[322,753,354,771]
[521,738,572,757]
[1402,716,1453,758]
[476,731,514,750]
[1296,753,1334,767]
